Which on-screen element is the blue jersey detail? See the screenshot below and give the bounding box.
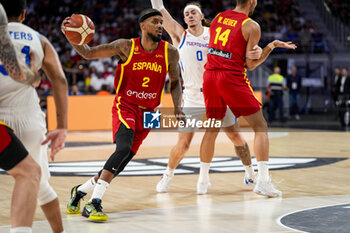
[178,31,187,50]
[9,31,33,41]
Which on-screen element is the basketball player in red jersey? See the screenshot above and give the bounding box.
[203,0,296,197]
[62,9,183,222]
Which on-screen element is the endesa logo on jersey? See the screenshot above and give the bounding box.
[126,90,157,99]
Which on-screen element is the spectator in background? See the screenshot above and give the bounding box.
[97,84,111,95]
[69,84,83,96]
[311,27,329,53]
[287,66,302,120]
[101,61,114,92]
[286,27,299,43]
[89,59,104,74]
[61,49,75,83]
[38,72,52,95]
[299,25,311,54]
[337,67,350,126]
[338,67,350,101]
[83,66,93,93]
[331,66,341,104]
[89,66,103,92]
[37,73,52,112]
[268,66,287,122]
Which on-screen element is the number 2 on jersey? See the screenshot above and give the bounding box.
[0,45,31,76]
[214,27,231,47]
[142,77,150,87]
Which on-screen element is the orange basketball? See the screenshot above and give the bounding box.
[63,14,95,45]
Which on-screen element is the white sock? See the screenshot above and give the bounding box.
[198,162,210,183]
[78,177,96,193]
[257,161,269,182]
[165,166,174,177]
[10,227,32,233]
[90,179,109,201]
[244,165,255,179]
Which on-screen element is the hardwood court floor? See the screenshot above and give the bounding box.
[0,129,349,232]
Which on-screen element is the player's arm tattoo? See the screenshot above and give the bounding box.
[167,44,182,110]
[0,4,24,81]
[71,39,131,61]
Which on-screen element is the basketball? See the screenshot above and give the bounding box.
[63,14,95,45]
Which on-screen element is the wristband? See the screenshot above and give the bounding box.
[268,43,275,50]
[151,0,165,10]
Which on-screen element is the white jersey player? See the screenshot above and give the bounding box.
[0,1,68,232]
[151,0,262,195]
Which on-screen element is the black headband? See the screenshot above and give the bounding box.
[138,9,162,23]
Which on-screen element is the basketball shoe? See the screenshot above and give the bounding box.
[67,185,86,214]
[82,198,108,222]
[244,172,256,186]
[253,177,282,197]
[156,174,173,193]
[197,181,211,195]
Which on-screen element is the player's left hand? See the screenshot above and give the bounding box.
[273,40,297,50]
[60,17,71,35]
[41,128,67,161]
[246,45,262,60]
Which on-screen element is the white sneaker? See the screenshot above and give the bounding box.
[197,181,211,195]
[244,176,256,187]
[156,174,173,193]
[253,177,282,198]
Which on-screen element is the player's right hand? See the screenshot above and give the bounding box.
[41,128,67,161]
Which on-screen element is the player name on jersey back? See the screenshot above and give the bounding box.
[205,10,250,73]
[8,31,34,41]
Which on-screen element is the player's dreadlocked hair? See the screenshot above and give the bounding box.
[185,2,211,27]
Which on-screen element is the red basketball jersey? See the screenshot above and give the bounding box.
[205,10,251,75]
[114,37,168,109]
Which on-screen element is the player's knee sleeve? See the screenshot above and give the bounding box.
[104,148,131,175]
[104,124,134,174]
[114,151,135,177]
[37,181,57,206]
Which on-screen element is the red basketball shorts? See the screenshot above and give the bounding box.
[112,96,151,154]
[203,70,261,119]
